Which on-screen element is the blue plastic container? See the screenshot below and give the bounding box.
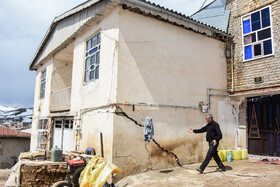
[227,152,232,162]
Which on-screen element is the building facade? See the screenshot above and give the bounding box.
[225,0,280,156]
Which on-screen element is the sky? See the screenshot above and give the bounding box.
[0,0,211,108]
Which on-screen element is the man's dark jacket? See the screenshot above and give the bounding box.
[193,120,222,143]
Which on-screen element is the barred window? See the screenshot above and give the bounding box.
[40,70,46,99]
[84,32,101,83]
[242,6,273,61]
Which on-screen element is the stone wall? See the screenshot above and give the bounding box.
[20,162,69,186]
[226,0,280,92]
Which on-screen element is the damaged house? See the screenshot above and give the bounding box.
[29,0,244,180]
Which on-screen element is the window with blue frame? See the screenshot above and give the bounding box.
[242,6,273,61]
[85,32,101,83]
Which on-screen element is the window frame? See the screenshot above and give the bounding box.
[40,69,46,99]
[37,119,48,149]
[84,32,101,83]
[241,5,274,62]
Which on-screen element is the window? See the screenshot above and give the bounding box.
[37,119,48,148]
[84,32,101,83]
[40,70,46,99]
[242,6,273,61]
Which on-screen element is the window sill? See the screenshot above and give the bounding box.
[83,79,99,86]
[243,54,274,63]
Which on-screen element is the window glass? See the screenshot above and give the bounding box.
[261,8,270,28]
[245,45,252,60]
[258,28,271,40]
[243,19,251,34]
[251,11,261,31]
[264,40,272,55]
[85,32,100,83]
[40,70,46,99]
[254,44,262,56]
[244,33,256,45]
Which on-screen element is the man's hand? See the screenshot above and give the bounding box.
[188,128,193,133]
[212,140,217,146]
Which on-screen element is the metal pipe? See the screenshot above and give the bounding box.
[208,88,227,92]
[100,132,104,158]
[231,44,234,91]
[80,102,199,114]
[207,88,229,109]
[122,102,199,109]
[209,94,229,97]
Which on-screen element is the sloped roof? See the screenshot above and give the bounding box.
[29,0,231,70]
[0,126,31,138]
[191,0,230,32]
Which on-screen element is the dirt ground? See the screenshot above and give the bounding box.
[116,157,280,187]
[0,169,11,187]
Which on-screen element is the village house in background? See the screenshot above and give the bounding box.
[226,0,280,156]
[0,105,32,130]
[0,126,30,169]
[193,0,280,156]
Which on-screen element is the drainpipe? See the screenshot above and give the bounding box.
[231,44,234,91]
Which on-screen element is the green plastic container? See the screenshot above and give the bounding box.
[51,146,63,162]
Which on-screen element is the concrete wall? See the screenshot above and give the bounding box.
[0,138,30,169]
[226,0,280,91]
[112,8,229,180]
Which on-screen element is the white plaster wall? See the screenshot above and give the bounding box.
[112,9,228,180]
[30,60,53,151]
[71,8,119,111]
[69,8,120,158]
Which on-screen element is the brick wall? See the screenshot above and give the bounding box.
[226,0,280,92]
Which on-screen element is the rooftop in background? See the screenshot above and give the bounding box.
[0,126,31,138]
[191,0,230,32]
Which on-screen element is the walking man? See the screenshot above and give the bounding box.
[188,114,225,173]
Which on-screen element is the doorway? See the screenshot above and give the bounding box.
[247,95,280,156]
[52,118,74,151]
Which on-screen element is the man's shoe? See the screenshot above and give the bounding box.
[196,168,203,174]
[216,167,226,172]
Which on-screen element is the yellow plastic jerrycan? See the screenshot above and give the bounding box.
[232,149,242,160]
[241,149,248,160]
[218,150,224,162]
[222,150,229,161]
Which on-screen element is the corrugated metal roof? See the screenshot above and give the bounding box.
[0,126,31,138]
[191,0,230,32]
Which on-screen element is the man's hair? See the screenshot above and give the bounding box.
[206,114,213,119]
